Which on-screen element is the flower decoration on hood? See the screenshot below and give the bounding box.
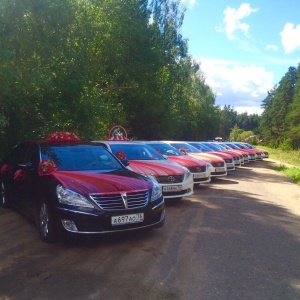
[38,159,57,176]
[46,131,81,144]
[179,147,188,155]
[14,169,25,181]
[115,151,126,161]
[1,164,12,175]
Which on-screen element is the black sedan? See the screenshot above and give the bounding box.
[0,134,165,243]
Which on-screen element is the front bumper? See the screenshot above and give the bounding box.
[55,197,165,234]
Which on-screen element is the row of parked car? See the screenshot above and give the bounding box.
[0,129,268,243]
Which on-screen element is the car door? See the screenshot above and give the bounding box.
[9,142,39,217]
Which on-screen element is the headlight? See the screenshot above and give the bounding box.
[143,174,158,183]
[206,163,213,171]
[56,185,94,208]
[182,167,192,181]
[151,182,162,202]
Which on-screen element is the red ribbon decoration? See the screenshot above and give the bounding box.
[179,147,188,155]
[38,159,58,176]
[14,169,25,181]
[45,131,81,144]
[0,164,11,175]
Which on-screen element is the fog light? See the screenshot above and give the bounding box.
[61,219,78,232]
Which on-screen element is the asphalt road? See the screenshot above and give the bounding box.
[1,159,300,300]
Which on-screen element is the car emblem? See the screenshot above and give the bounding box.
[196,167,201,172]
[168,176,176,182]
[217,163,221,167]
[121,192,128,209]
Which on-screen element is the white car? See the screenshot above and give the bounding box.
[95,140,194,199]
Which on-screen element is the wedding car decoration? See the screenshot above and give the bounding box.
[38,159,58,176]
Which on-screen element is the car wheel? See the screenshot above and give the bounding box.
[37,199,56,243]
[0,181,10,208]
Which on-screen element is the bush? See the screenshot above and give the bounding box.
[278,139,293,151]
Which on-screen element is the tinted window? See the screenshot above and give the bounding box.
[146,143,182,156]
[26,143,41,167]
[170,143,202,153]
[109,144,165,160]
[40,144,124,171]
[9,143,30,165]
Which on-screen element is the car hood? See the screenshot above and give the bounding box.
[205,151,233,159]
[187,153,225,163]
[128,160,185,176]
[52,170,152,194]
[167,156,207,167]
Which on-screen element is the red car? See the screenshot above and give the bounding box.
[162,141,227,178]
[145,141,211,185]
[187,141,236,171]
[96,141,194,199]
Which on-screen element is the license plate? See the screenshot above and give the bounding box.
[215,167,225,172]
[163,185,182,192]
[193,173,206,178]
[111,213,144,226]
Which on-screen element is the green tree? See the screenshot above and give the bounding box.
[286,63,300,148]
[219,105,237,139]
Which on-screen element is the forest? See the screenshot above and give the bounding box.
[0,0,299,160]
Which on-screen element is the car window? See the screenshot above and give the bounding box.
[9,142,30,166]
[26,143,41,167]
[170,143,201,153]
[146,143,182,156]
[41,145,124,171]
[109,144,165,160]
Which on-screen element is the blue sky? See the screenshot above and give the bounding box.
[180,0,300,114]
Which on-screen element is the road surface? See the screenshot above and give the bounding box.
[1,159,300,300]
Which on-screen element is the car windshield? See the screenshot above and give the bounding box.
[189,142,212,152]
[109,143,165,160]
[224,143,240,150]
[203,143,222,151]
[169,142,202,153]
[216,144,228,150]
[146,143,183,156]
[40,144,124,171]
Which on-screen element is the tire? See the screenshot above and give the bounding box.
[37,199,56,243]
[0,181,10,208]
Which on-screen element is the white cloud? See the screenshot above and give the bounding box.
[180,0,197,8]
[234,106,264,115]
[265,44,278,51]
[280,23,300,54]
[196,58,274,114]
[220,3,259,40]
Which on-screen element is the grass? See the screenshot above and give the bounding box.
[258,145,300,184]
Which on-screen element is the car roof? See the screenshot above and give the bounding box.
[95,140,147,145]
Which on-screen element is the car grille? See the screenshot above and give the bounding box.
[224,159,233,163]
[156,175,183,183]
[90,191,149,211]
[211,162,225,167]
[189,166,207,172]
